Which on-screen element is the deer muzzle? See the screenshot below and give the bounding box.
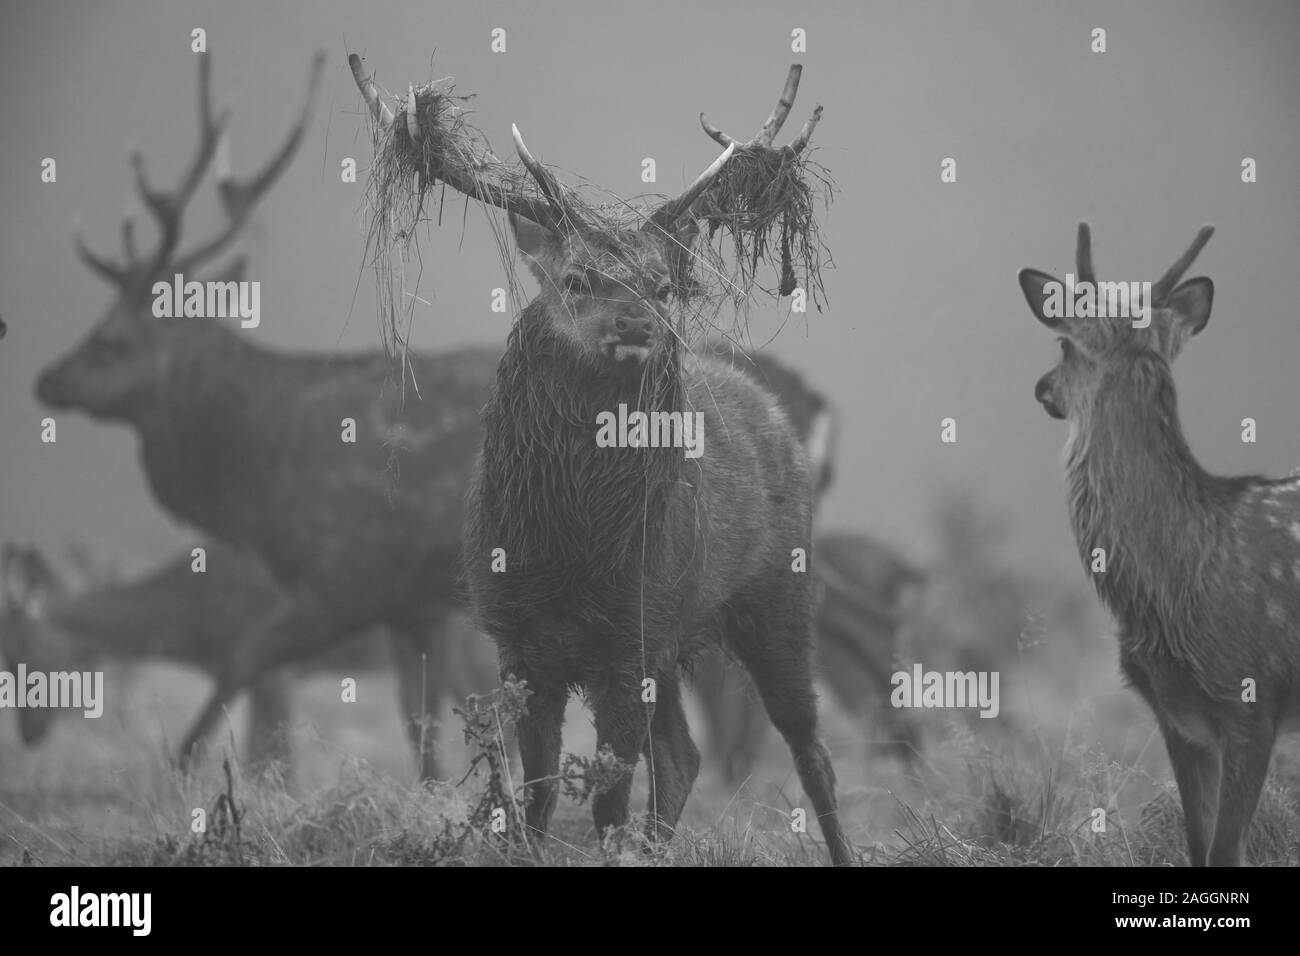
[1035,373,1064,419]
[606,314,658,363]
[34,362,72,408]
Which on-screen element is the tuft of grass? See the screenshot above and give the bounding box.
[693,141,835,311]
[882,713,1300,867]
[353,65,835,378]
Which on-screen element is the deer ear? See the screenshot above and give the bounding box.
[509,213,563,285]
[1018,269,1067,330]
[672,214,701,252]
[1164,276,1213,338]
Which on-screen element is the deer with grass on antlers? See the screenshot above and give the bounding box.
[350,53,851,863]
[35,51,499,779]
[1020,223,1300,866]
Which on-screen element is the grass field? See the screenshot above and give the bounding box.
[4,629,1297,867]
[5,499,1298,867]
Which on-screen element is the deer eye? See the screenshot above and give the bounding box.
[563,273,589,294]
[654,283,672,302]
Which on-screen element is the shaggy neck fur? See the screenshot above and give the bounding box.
[1065,351,1232,666]
[474,301,686,602]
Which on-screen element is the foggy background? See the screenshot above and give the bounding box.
[1,0,1298,585]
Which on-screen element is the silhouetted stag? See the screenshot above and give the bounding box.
[34,51,496,779]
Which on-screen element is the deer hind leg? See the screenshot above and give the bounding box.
[1158,722,1222,867]
[725,597,854,866]
[1208,726,1276,867]
[723,677,770,788]
[641,671,700,843]
[246,672,294,772]
[389,621,451,783]
[178,593,352,773]
[694,649,768,788]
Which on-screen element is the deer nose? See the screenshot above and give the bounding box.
[1035,374,1065,419]
[613,315,655,345]
[34,366,60,406]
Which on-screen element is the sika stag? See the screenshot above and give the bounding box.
[1020,223,1300,866]
[34,52,497,777]
[348,52,850,861]
[471,140,848,863]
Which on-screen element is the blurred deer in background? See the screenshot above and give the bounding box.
[696,346,924,784]
[811,533,925,759]
[0,542,497,773]
[698,530,925,784]
[347,53,854,862]
[34,51,498,779]
[1020,223,1300,866]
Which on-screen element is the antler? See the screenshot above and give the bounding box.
[509,124,589,233]
[1152,225,1215,304]
[76,51,324,289]
[645,142,736,234]
[699,64,823,154]
[349,52,590,235]
[348,53,394,126]
[1075,222,1095,285]
[514,122,729,233]
[347,52,733,236]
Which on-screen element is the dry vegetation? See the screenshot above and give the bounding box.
[5,495,1297,867]
[354,61,834,375]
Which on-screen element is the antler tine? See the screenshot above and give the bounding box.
[406,85,420,141]
[173,51,325,276]
[348,53,395,126]
[347,52,571,233]
[699,64,822,153]
[74,228,129,288]
[649,142,736,228]
[511,124,584,233]
[755,64,801,147]
[699,112,736,148]
[1152,225,1215,304]
[128,52,230,277]
[787,104,823,154]
[1076,222,1095,284]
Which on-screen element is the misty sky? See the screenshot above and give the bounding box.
[1,0,1298,585]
